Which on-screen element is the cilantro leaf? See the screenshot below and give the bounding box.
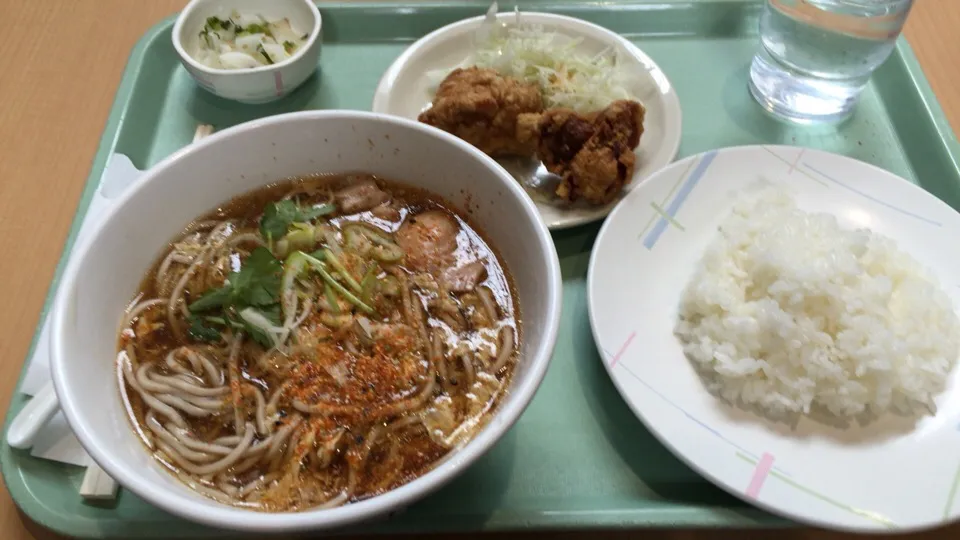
[234,306,282,349]
[301,203,335,220]
[228,247,282,306]
[259,303,283,326]
[259,201,335,240]
[240,319,274,348]
[184,248,285,348]
[187,315,223,342]
[260,201,301,239]
[188,286,232,312]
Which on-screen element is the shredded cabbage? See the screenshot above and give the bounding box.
[429,2,645,114]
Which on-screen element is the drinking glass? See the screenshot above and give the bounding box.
[748,0,915,124]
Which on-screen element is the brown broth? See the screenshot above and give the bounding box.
[117,174,520,511]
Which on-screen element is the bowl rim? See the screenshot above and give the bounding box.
[172,0,322,76]
[49,110,563,532]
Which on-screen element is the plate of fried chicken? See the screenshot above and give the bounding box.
[372,6,681,229]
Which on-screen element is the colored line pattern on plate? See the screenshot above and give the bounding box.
[642,150,717,250]
[611,333,893,528]
[801,162,942,227]
[745,452,775,498]
[944,460,960,519]
[788,148,805,175]
[637,157,698,240]
[650,202,685,231]
[735,452,895,528]
[608,332,636,368]
[606,348,759,461]
[760,146,828,187]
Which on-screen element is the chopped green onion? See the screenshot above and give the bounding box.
[284,224,317,253]
[360,266,378,304]
[314,264,373,314]
[325,282,341,315]
[323,248,362,293]
[343,223,405,263]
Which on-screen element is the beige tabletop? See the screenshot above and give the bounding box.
[1,0,958,538]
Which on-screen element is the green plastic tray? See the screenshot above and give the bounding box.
[4,1,959,537]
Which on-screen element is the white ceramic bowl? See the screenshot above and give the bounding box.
[49,111,562,532]
[172,0,322,104]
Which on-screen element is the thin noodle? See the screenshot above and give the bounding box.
[123,298,168,329]
[174,348,223,386]
[167,253,209,338]
[239,472,280,498]
[136,363,177,394]
[282,294,298,340]
[290,298,314,331]
[122,354,187,428]
[174,373,204,385]
[266,416,302,462]
[245,435,275,456]
[227,233,265,248]
[432,330,454,394]
[277,423,305,470]
[155,250,183,289]
[155,393,221,416]
[477,286,499,326]
[149,373,229,397]
[180,220,221,238]
[412,296,429,351]
[155,251,194,294]
[227,335,244,433]
[146,415,217,463]
[125,343,139,366]
[244,384,268,436]
[170,428,234,455]
[386,415,423,431]
[175,471,232,503]
[439,312,461,332]
[230,454,262,475]
[491,326,515,373]
[212,435,242,446]
[460,351,475,387]
[164,347,221,387]
[265,382,291,416]
[167,222,232,336]
[175,392,228,410]
[156,422,255,475]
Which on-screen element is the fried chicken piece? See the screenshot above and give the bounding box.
[533,100,646,205]
[418,67,544,157]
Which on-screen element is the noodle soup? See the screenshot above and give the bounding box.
[117,174,519,511]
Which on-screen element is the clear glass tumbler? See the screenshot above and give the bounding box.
[748,0,915,124]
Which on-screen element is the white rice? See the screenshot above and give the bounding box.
[675,188,960,419]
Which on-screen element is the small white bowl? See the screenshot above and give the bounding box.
[173,0,322,104]
[49,111,562,533]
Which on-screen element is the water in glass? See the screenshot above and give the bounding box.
[749,0,914,124]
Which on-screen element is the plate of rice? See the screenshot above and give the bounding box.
[587,145,960,532]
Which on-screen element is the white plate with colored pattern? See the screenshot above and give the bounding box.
[371,8,681,230]
[587,145,960,532]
